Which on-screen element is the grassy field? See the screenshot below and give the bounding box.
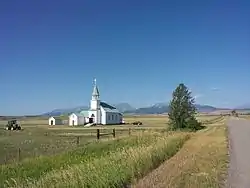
[239,114,250,120]
[0,114,221,164]
[0,125,142,165]
[0,114,228,187]
[0,115,170,165]
[0,118,48,126]
[1,131,190,187]
[133,117,228,188]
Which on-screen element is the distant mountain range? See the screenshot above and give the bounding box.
[42,102,250,116]
[122,103,225,114]
[236,103,250,109]
[42,106,89,116]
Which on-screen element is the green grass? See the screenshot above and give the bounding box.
[0,115,171,165]
[1,131,190,188]
[0,114,227,188]
[0,115,222,165]
[0,125,139,164]
[0,127,95,164]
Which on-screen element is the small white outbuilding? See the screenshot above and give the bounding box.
[69,113,85,126]
[49,117,63,125]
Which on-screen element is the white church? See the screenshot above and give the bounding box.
[68,79,123,126]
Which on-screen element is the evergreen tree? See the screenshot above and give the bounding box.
[168,83,201,131]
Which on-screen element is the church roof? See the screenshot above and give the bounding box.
[79,110,89,116]
[70,112,85,117]
[100,102,121,113]
[92,85,99,96]
[100,102,116,109]
[49,116,61,120]
[92,79,100,96]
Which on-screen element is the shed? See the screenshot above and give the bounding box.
[69,113,85,126]
[49,117,62,125]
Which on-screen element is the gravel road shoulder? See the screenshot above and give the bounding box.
[226,118,250,188]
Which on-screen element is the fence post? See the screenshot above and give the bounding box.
[18,148,21,162]
[112,128,116,138]
[76,136,80,145]
[97,129,100,139]
[129,128,131,135]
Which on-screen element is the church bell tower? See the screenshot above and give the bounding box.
[89,78,101,124]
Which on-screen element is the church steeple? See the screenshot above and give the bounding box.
[89,78,101,124]
[92,78,100,100]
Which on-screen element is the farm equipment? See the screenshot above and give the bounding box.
[132,121,143,125]
[5,120,22,130]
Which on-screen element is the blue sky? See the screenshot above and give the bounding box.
[0,0,250,115]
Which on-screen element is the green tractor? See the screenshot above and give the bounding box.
[5,120,22,130]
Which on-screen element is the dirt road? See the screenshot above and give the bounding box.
[227,118,250,188]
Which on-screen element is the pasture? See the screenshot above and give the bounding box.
[0,114,229,187]
[0,114,222,165]
[0,115,170,164]
[239,114,250,120]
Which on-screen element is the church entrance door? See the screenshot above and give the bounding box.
[89,118,93,123]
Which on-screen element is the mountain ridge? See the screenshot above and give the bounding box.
[42,102,248,116]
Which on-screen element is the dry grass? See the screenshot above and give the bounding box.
[0,126,138,165]
[239,114,250,120]
[196,115,222,122]
[124,115,168,127]
[0,118,48,126]
[132,119,228,188]
[0,115,170,165]
[2,131,190,188]
[0,114,227,187]
[0,114,222,165]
